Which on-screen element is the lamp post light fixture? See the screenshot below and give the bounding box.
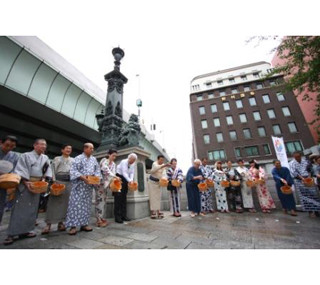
[136,98,142,117]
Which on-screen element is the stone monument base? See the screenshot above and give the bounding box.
[94,146,151,220]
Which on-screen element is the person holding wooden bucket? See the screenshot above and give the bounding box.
[115,153,137,223]
[0,135,19,226]
[148,155,171,219]
[41,144,74,235]
[96,149,119,227]
[4,139,52,245]
[271,159,297,216]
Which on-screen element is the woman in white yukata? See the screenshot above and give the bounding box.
[211,161,229,213]
[96,149,119,227]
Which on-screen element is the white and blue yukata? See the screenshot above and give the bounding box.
[200,164,214,212]
[65,153,101,228]
[290,158,320,212]
[166,166,184,214]
[0,149,20,224]
[211,169,229,211]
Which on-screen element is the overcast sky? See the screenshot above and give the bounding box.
[2,0,318,173]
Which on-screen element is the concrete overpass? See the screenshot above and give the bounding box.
[0,36,169,166]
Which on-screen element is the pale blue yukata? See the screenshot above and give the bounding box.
[200,165,214,212]
[0,149,20,224]
[65,153,101,228]
[166,166,184,214]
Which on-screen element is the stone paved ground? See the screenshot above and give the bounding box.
[1,208,319,249]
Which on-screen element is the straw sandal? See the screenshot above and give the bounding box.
[68,227,77,235]
[58,222,66,231]
[3,236,14,245]
[41,225,51,235]
[80,226,93,232]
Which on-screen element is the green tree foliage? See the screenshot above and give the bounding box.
[248,36,320,141]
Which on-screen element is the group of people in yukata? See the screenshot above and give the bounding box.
[185,154,320,218]
[1,134,320,246]
[0,136,138,245]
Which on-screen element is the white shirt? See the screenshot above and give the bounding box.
[116,158,135,182]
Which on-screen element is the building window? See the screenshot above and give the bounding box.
[211,104,217,113]
[262,94,270,104]
[203,134,210,144]
[234,147,241,157]
[239,113,247,123]
[236,99,243,109]
[253,111,261,121]
[208,93,214,99]
[263,144,271,155]
[258,126,266,137]
[229,78,235,83]
[216,132,224,143]
[226,115,233,125]
[199,106,205,115]
[208,149,226,161]
[285,141,303,154]
[223,102,230,111]
[288,122,298,133]
[213,118,221,127]
[220,90,226,96]
[196,95,203,101]
[249,97,257,106]
[272,124,282,135]
[244,85,250,92]
[229,130,237,141]
[241,75,247,81]
[206,82,212,88]
[245,146,259,156]
[282,106,291,117]
[256,82,263,89]
[217,80,223,86]
[231,87,238,94]
[269,80,276,86]
[253,72,260,78]
[276,92,285,101]
[201,120,208,129]
[243,128,252,139]
[193,84,200,91]
[267,109,276,119]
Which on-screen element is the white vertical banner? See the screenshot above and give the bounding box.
[271,136,290,168]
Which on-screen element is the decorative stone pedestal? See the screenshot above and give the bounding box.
[94,146,151,220]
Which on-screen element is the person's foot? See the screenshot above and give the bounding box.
[68,227,77,235]
[41,225,51,235]
[283,209,288,215]
[309,212,316,218]
[96,219,108,227]
[80,225,93,232]
[190,212,196,218]
[262,209,268,213]
[200,212,206,216]
[225,210,230,213]
[290,210,298,216]
[209,210,215,213]
[249,208,256,213]
[19,232,36,239]
[236,209,243,213]
[58,222,66,231]
[122,216,131,221]
[115,217,123,223]
[3,236,14,245]
[157,212,164,219]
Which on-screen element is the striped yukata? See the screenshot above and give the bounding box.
[290,158,320,211]
[166,167,184,214]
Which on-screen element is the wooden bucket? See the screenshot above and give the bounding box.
[206,179,215,188]
[171,179,181,188]
[221,180,230,188]
[246,180,254,187]
[30,181,48,194]
[50,183,66,196]
[0,173,21,189]
[230,180,241,187]
[198,182,208,192]
[303,177,314,187]
[86,176,100,185]
[110,178,122,192]
[159,178,169,187]
[280,185,293,195]
[128,181,138,191]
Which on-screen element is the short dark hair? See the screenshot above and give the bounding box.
[227,160,233,164]
[106,149,118,158]
[249,159,260,169]
[201,157,207,161]
[1,135,18,144]
[170,158,177,164]
[157,155,165,160]
[237,159,244,163]
[34,138,46,145]
[61,144,72,149]
[293,151,302,156]
[273,159,281,164]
